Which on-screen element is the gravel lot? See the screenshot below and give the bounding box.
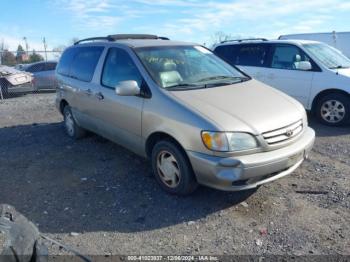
[0,93,349,257]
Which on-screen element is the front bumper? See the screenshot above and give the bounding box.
[187,127,315,191]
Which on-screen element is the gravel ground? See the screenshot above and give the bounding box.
[0,93,349,257]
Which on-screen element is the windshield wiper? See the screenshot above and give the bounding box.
[330,65,350,69]
[166,83,205,90]
[197,75,241,82]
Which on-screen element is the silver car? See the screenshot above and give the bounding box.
[22,61,58,90]
[55,34,315,195]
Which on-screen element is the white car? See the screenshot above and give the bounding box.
[213,39,350,126]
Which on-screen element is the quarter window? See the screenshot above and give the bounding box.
[57,48,77,76]
[271,45,312,70]
[70,47,104,82]
[236,44,268,67]
[101,48,143,88]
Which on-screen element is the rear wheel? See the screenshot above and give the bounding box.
[151,140,198,195]
[63,106,86,139]
[316,93,350,126]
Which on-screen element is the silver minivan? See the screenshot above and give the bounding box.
[56,34,315,195]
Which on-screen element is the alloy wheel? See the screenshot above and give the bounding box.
[320,100,346,124]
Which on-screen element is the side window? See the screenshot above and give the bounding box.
[101,48,143,88]
[57,48,77,76]
[70,47,104,82]
[214,45,239,66]
[271,45,312,70]
[45,62,57,71]
[236,44,268,67]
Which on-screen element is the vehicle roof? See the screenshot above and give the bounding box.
[214,39,321,48]
[73,39,198,48]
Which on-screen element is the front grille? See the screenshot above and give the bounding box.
[262,120,303,145]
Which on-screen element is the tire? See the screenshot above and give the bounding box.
[63,106,86,139]
[151,140,198,195]
[315,93,350,126]
[0,82,9,99]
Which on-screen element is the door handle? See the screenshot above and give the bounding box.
[85,89,92,96]
[95,92,104,100]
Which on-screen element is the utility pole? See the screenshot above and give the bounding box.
[43,37,48,61]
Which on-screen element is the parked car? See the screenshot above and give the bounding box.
[213,39,350,126]
[21,61,58,90]
[56,34,315,195]
[279,31,350,58]
[0,65,33,98]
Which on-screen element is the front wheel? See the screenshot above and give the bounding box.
[151,140,198,195]
[316,93,350,126]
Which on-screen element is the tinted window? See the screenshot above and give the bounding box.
[70,47,104,82]
[271,44,312,70]
[45,62,57,71]
[27,63,45,73]
[214,45,239,66]
[101,48,143,88]
[236,44,268,67]
[57,48,77,76]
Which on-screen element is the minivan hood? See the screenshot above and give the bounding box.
[170,79,304,135]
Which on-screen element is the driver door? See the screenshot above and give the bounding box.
[94,47,144,154]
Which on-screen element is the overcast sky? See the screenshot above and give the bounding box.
[1,0,349,51]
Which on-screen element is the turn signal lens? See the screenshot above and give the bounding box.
[201,131,258,152]
[201,131,229,151]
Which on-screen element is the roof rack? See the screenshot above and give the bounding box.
[220,38,268,44]
[74,34,169,45]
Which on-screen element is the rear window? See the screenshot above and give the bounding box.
[57,46,104,82]
[26,63,45,73]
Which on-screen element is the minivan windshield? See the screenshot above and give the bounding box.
[303,43,350,69]
[135,45,248,89]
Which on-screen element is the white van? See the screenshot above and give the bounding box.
[213,39,350,126]
[279,31,350,58]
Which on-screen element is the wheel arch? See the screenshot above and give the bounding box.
[145,131,187,159]
[59,99,69,114]
[311,89,350,114]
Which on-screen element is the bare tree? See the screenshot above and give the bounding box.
[209,31,245,48]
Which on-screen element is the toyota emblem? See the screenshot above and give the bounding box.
[285,129,293,137]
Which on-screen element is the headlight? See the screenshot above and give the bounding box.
[201,131,258,152]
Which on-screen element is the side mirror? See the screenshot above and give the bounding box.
[296,61,312,71]
[115,80,140,96]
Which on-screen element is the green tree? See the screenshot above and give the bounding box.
[1,50,16,66]
[16,44,25,63]
[28,51,44,63]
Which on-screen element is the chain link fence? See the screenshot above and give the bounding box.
[0,50,62,100]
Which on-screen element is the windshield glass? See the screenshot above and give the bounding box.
[135,45,248,89]
[303,43,350,69]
